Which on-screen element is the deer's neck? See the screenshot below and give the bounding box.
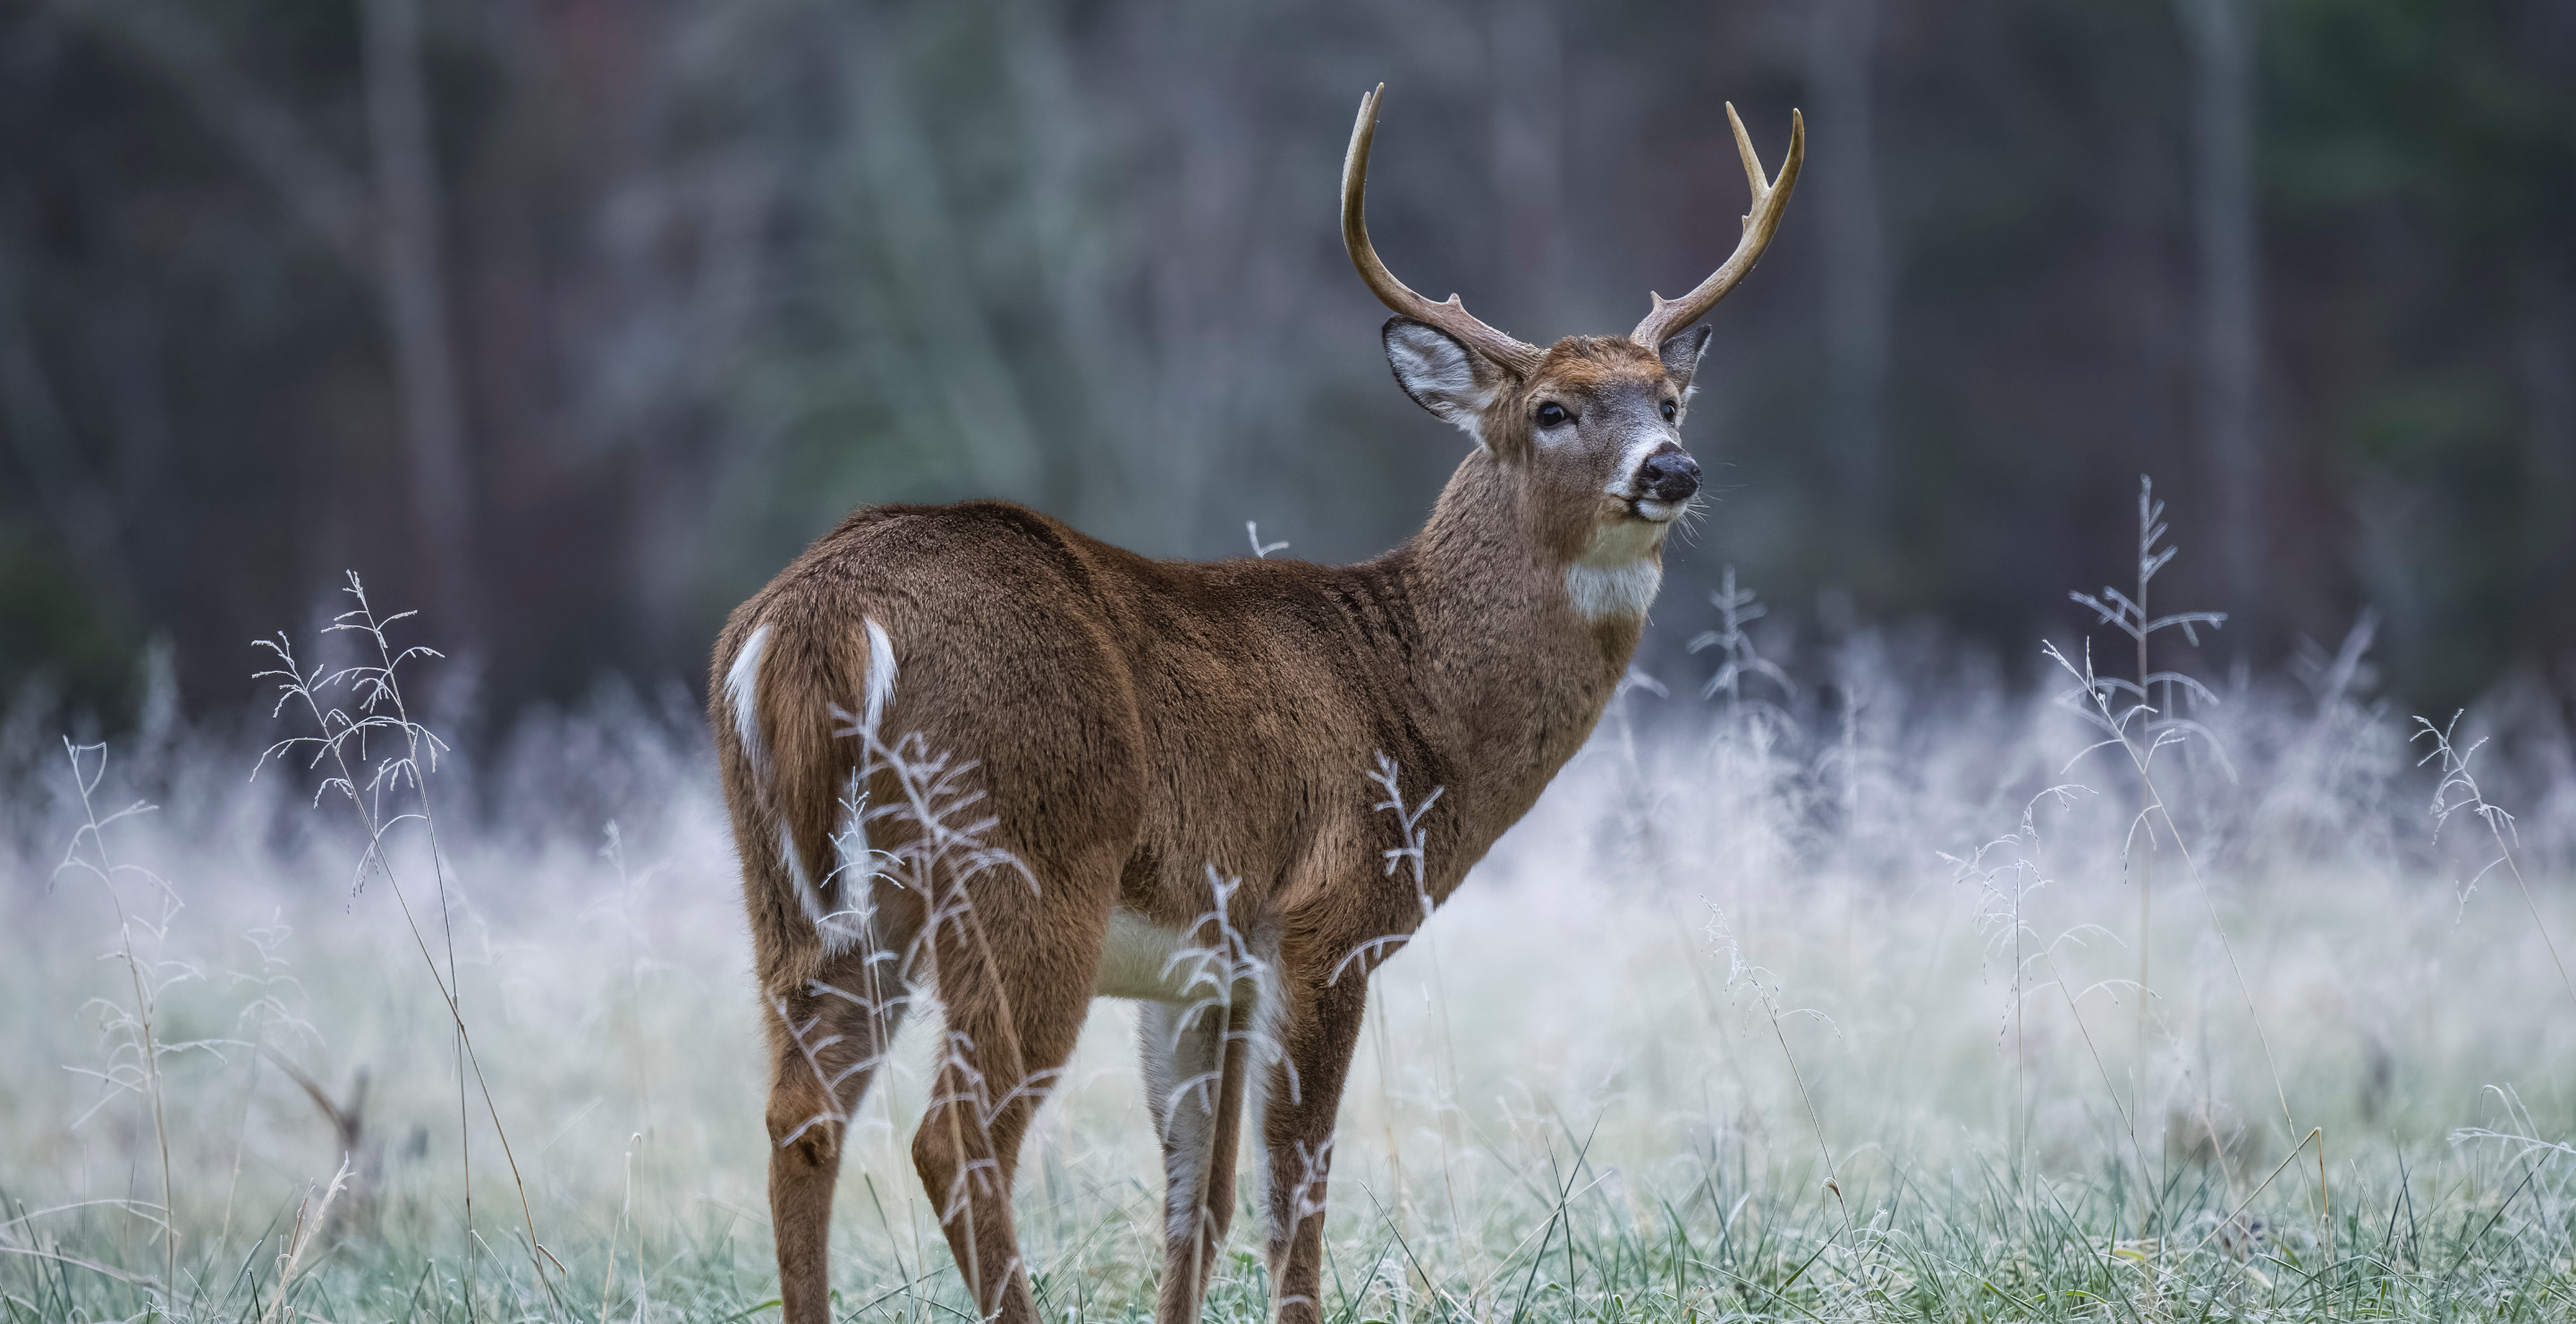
[1389,452,1650,872]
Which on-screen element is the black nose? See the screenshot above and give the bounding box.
[1640,450,1700,503]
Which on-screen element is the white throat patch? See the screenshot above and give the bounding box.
[1568,561,1663,621]
[1566,520,1667,622]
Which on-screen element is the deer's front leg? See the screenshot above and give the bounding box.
[1258,965,1369,1324]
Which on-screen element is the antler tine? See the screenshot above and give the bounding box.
[1631,104,1805,349]
[1343,85,1545,376]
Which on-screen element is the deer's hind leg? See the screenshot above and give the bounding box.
[762,878,925,1324]
[908,844,1119,1324]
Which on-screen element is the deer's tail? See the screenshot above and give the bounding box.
[720,612,898,975]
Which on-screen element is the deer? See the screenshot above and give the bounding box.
[708,85,1802,1324]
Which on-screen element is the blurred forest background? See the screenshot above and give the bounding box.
[4,0,2572,727]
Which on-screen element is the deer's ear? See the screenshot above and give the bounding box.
[1385,318,1510,440]
[1657,325,1714,398]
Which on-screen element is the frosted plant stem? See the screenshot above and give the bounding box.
[2013,872,2025,1187]
[1765,1003,1855,1243]
[2051,643,2292,1138]
[2415,715,2576,1014]
[2134,488,2151,1177]
[2038,947,2157,1184]
[2135,743,2329,1270]
[1369,754,1465,1252]
[2186,1127,2323,1255]
[2493,836,2576,1014]
[255,587,553,1294]
[258,1158,352,1324]
[59,741,177,1307]
[2145,778,2290,1133]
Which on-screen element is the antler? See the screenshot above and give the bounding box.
[1631,104,1805,349]
[1343,85,1545,376]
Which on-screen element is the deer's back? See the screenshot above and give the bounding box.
[716,500,1446,925]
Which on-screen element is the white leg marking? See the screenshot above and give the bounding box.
[725,624,770,775]
[1141,1001,1224,1247]
[1241,957,1289,1235]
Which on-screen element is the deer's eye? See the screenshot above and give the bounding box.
[1536,402,1570,428]
[1661,400,1678,422]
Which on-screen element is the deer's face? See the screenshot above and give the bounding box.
[1385,320,1708,567]
[1342,86,1799,618]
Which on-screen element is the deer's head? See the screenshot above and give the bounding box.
[1344,86,1802,615]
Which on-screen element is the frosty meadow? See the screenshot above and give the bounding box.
[7,515,2576,1321]
[8,93,2576,1324]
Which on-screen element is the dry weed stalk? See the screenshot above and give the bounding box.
[258,1157,352,1324]
[1701,905,1855,1246]
[52,739,185,1305]
[2046,637,2289,1134]
[253,572,555,1294]
[2412,713,2576,1014]
[2068,475,2232,1148]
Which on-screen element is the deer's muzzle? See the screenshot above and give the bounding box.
[1639,449,1700,505]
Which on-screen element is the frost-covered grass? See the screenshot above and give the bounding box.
[5,544,2575,1322]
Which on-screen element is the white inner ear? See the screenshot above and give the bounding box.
[1386,324,1499,440]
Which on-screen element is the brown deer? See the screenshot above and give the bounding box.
[709,86,1801,1324]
